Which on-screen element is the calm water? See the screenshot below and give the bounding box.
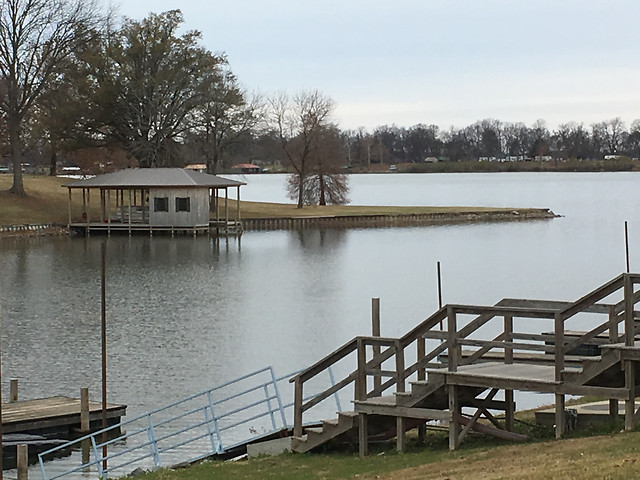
[1,172,640,476]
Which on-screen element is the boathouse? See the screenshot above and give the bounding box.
[64,168,246,236]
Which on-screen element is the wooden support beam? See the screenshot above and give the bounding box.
[505,390,515,432]
[555,393,565,439]
[359,413,368,458]
[372,298,381,392]
[458,408,482,444]
[448,384,459,451]
[396,417,405,453]
[625,360,636,431]
[293,379,303,438]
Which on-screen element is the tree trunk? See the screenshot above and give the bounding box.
[297,175,304,209]
[49,148,58,176]
[8,119,26,196]
[319,174,326,205]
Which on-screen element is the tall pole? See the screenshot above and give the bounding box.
[625,221,630,273]
[437,261,443,329]
[101,242,108,471]
[0,305,4,480]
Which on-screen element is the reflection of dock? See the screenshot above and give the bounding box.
[3,396,126,435]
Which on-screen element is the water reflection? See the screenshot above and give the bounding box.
[3,172,640,477]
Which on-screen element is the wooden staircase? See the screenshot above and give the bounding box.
[290,273,640,455]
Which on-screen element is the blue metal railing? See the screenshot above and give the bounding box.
[38,365,341,480]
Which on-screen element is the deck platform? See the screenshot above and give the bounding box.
[430,363,560,392]
[2,396,127,435]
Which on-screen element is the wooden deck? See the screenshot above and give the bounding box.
[2,396,126,435]
[431,362,560,392]
[288,273,640,456]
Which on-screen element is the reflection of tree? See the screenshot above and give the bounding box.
[292,228,347,251]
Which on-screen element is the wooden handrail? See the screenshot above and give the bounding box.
[292,272,640,439]
[560,274,624,319]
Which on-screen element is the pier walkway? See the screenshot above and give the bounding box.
[290,273,640,455]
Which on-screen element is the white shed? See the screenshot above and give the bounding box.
[64,168,246,236]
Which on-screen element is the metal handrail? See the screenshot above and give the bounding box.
[38,365,340,480]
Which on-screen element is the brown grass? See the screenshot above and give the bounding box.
[0,174,543,226]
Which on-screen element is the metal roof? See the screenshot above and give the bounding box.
[64,168,246,189]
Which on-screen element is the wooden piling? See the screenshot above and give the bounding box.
[10,378,18,403]
[17,444,28,480]
[80,387,90,433]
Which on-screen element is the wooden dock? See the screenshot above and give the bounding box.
[2,396,126,436]
[287,273,640,456]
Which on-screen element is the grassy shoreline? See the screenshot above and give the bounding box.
[0,175,555,228]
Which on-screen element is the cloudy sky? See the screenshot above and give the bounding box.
[115,0,640,132]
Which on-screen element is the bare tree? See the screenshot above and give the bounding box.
[0,0,101,195]
[286,126,349,205]
[269,90,334,208]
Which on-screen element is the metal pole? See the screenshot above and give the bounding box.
[0,305,3,480]
[437,261,443,329]
[101,242,108,471]
[625,221,630,273]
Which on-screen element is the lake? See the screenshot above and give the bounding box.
[1,171,639,476]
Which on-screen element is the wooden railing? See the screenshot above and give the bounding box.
[289,273,640,438]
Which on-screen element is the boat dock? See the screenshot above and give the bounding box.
[3,396,126,436]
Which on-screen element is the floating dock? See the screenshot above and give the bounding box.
[3,396,126,436]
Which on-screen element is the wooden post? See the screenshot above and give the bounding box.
[505,390,514,432]
[447,306,458,372]
[448,384,459,450]
[395,339,405,393]
[356,338,367,401]
[625,360,636,431]
[555,393,565,439]
[624,274,634,346]
[609,305,619,423]
[17,444,27,480]
[396,417,406,453]
[372,298,381,392]
[10,378,17,403]
[293,378,303,437]
[358,413,368,458]
[504,315,513,364]
[625,221,630,273]
[554,312,564,382]
[80,387,90,433]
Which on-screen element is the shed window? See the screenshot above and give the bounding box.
[154,197,169,212]
[175,197,190,212]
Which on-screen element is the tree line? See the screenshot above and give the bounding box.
[1,1,638,206]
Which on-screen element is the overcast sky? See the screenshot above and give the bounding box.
[114,0,640,132]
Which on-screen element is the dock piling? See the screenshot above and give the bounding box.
[10,378,18,403]
[80,387,90,433]
[17,444,28,480]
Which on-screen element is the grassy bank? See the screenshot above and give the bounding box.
[0,175,550,227]
[124,425,640,480]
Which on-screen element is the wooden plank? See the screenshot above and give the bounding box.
[459,415,527,442]
[496,298,613,315]
[355,403,452,421]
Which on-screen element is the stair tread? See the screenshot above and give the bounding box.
[305,427,324,434]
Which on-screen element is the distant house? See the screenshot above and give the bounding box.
[232,163,262,174]
[185,163,207,173]
[64,168,246,236]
